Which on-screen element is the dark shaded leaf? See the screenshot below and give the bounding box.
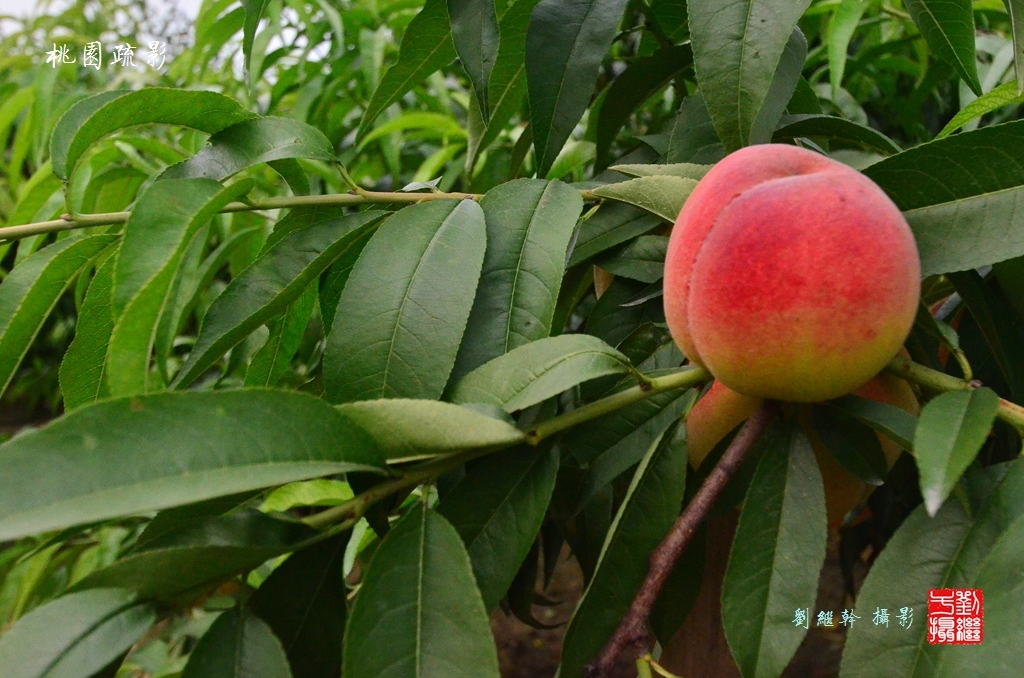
[182,607,291,678]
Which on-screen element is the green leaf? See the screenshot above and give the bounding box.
[73,510,317,602]
[449,334,634,412]
[161,117,335,182]
[688,0,813,151]
[261,480,352,513]
[829,395,918,451]
[558,420,689,678]
[591,175,698,222]
[666,93,726,163]
[948,269,1024,400]
[526,0,631,176]
[174,211,384,388]
[937,82,1024,139]
[749,27,807,145]
[449,0,499,116]
[451,179,583,381]
[0,234,117,399]
[51,89,256,181]
[0,588,154,678]
[904,0,982,95]
[595,45,693,167]
[574,387,697,516]
[318,226,375,335]
[106,179,252,396]
[250,533,350,678]
[827,0,869,97]
[608,162,712,180]
[594,235,668,283]
[0,390,384,541]
[245,283,317,388]
[586,276,665,347]
[839,460,1024,677]
[60,250,117,410]
[242,0,273,77]
[567,202,663,267]
[358,0,457,138]
[722,423,828,678]
[182,607,292,678]
[1007,0,1024,95]
[323,200,486,403]
[914,388,999,516]
[466,0,542,169]
[772,114,902,155]
[811,404,888,486]
[343,503,500,678]
[863,121,1024,276]
[438,444,558,611]
[336,399,526,461]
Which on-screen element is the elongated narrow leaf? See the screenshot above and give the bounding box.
[811,405,888,486]
[591,175,697,222]
[174,211,384,388]
[324,200,486,403]
[595,45,693,166]
[749,27,807,145]
[183,607,291,678]
[904,0,981,95]
[914,388,999,515]
[251,533,350,678]
[242,0,273,76]
[666,92,725,163]
[343,504,500,678]
[722,423,827,678]
[450,334,633,411]
[438,444,558,611]
[245,283,317,387]
[827,0,869,96]
[568,202,662,267]
[449,0,499,116]
[319,226,376,335]
[452,179,583,380]
[840,460,1024,678]
[1007,0,1024,95]
[595,235,668,283]
[358,0,456,138]
[107,179,252,396]
[73,510,317,601]
[51,89,256,180]
[948,269,1024,400]
[337,399,526,461]
[575,388,697,510]
[829,395,917,451]
[0,588,154,678]
[558,421,689,678]
[937,84,1024,139]
[0,234,117,398]
[864,121,1024,275]
[467,0,542,167]
[609,162,713,180]
[60,250,117,410]
[688,0,813,151]
[526,0,631,175]
[772,114,901,155]
[0,390,384,541]
[161,117,335,182]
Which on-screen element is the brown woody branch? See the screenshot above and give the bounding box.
[586,400,779,677]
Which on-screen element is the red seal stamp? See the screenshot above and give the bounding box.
[927,588,983,644]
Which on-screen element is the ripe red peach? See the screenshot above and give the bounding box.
[664,144,920,402]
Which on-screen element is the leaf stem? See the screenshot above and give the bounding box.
[0,185,603,242]
[586,401,779,677]
[884,354,1024,433]
[525,365,711,443]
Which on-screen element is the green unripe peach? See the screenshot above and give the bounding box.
[664,144,920,402]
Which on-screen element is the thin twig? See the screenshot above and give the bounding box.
[586,400,779,677]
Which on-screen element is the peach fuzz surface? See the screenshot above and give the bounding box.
[663,144,920,402]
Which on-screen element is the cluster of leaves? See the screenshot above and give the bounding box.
[2,0,1024,677]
